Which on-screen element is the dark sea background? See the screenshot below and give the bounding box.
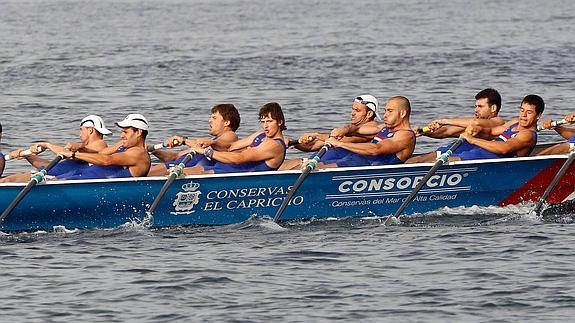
[1,0,575,321]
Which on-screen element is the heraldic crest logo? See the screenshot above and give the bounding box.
[172,181,202,214]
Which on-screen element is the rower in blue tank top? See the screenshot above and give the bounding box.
[455,122,537,160]
[320,96,416,169]
[183,102,288,175]
[334,128,414,167]
[205,133,287,173]
[45,114,152,179]
[57,146,132,179]
[452,94,544,161]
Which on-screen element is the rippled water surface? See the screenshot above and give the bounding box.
[1,0,575,321]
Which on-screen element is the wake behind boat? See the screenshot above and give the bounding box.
[1,151,574,233]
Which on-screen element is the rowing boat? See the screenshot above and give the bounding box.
[1,153,574,232]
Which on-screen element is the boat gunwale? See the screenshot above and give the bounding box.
[0,153,570,188]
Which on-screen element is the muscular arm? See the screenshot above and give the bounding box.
[72,147,147,167]
[555,126,575,140]
[326,131,414,157]
[228,132,261,151]
[207,139,283,165]
[211,132,238,151]
[462,130,535,155]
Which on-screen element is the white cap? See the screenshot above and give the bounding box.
[115,114,149,130]
[80,115,112,135]
[355,95,380,120]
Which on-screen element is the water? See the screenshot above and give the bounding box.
[1,0,575,321]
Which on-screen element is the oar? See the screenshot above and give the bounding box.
[532,148,575,216]
[0,154,63,223]
[146,151,196,217]
[4,146,45,161]
[273,143,332,222]
[385,136,466,225]
[147,143,168,152]
[536,118,568,131]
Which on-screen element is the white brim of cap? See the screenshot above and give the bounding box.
[96,127,112,135]
[116,120,149,130]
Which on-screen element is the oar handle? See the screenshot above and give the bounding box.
[537,119,569,131]
[5,146,45,161]
[287,139,300,147]
[147,138,187,152]
[416,126,431,135]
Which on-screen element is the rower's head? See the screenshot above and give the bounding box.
[475,88,501,119]
[79,115,112,144]
[352,95,379,125]
[383,96,411,129]
[115,114,149,147]
[518,95,544,128]
[259,102,286,137]
[210,104,241,136]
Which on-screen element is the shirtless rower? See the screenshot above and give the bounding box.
[148,104,240,176]
[536,112,575,155]
[407,88,504,163]
[40,114,151,179]
[0,115,111,182]
[280,94,381,170]
[183,102,287,174]
[450,94,544,161]
[319,96,416,168]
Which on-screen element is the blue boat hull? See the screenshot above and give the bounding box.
[1,156,574,232]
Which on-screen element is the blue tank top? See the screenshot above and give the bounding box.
[495,122,537,157]
[456,123,537,160]
[207,133,287,174]
[568,136,575,144]
[57,146,133,179]
[334,128,412,167]
[47,159,88,176]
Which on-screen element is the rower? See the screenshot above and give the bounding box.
[148,104,240,176]
[279,94,381,170]
[183,102,287,174]
[44,114,152,179]
[450,94,544,161]
[407,88,504,163]
[318,96,416,168]
[536,112,575,155]
[0,115,111,183]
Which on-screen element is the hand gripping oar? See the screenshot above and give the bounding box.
[384,136,466,225]
[536,119,568,131]
[532,148,575,216]
[4,146,46,161]
[273,143,332,223]
[147,143,168,152]
[0,154,63,223]
[146,151,196,217]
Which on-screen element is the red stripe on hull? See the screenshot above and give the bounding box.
[500,159,575,206]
